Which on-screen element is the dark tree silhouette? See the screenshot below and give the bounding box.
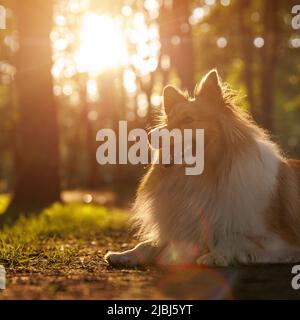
[159,0,194,93]
[259,0,280,132]
[236,0,256,116]
[2,0,60,223]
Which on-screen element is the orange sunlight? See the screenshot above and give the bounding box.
[75,13,129,74]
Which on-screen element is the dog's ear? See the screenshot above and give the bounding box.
[194,69,223,104]
[163,85,186,115]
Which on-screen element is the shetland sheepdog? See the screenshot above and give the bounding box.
[105,69,300,267]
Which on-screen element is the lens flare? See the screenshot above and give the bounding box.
[75,13,129,74]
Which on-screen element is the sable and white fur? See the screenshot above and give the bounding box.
[105,69,300,267]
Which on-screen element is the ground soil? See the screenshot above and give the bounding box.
[1,230,300,300]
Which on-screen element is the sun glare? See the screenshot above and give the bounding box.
[75,13,129,74]
[52,2,161,100]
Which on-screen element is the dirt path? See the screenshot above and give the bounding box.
[0,232,161,300]
[1,231,300,299]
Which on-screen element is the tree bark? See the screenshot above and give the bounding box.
[236,0,256,117]
[259,0,280,132]
[159,0,194,93]
[172,0,194,93]
[9,0,60,213]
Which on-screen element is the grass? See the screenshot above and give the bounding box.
[0,195,129,268]
[0,194,10,213]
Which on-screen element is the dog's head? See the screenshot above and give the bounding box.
[162,69,224,142]
[152,69,257,170]
[156,68,259,171]
[159,69,227,166]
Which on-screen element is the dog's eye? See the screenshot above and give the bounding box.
[183,117,194,124]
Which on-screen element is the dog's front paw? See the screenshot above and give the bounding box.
[104,251,140,268]
[196,253,229,267]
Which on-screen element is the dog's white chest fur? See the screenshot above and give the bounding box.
[210,139,281,239]
[134,138,281,250]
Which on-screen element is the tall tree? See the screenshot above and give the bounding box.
[172,0,195,93]
[3,0,60,222]
[236,0,256,115]
[159,0,195,92]
[259,0,280,132]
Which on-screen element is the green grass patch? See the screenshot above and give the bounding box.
[0,196,129,268]
[0,194,10,214]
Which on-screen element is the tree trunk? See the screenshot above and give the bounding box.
[172,0,194,93]
[259,0,280,132]
[9,1,60,214]
[80,83,98,189]
[236,0,256,117]
[159,0,194,93]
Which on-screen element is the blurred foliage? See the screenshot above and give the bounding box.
[0,0,299,194]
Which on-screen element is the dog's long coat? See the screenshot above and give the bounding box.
[105,69,300,267]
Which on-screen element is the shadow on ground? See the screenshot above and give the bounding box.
[1,232,299,299]
[157,264,300,299]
